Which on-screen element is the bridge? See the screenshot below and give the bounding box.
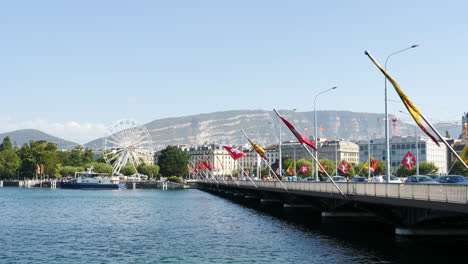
[197,180,468,236]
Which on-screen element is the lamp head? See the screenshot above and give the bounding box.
[411,44,420,48]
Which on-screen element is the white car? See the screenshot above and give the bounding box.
[381,175,402,183]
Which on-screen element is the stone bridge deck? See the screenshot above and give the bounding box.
[199,180,468,214]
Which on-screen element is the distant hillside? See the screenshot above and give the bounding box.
[0,129,79,150]
[85,110,426,150]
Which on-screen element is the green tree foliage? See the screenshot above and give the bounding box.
[318,159,335,179]
[121,164,136,176]
[418,161,438,175]
[354,162,369,176]
[260,168,269,177]
[59,166,84,177]
[61,146,94,167]
[396,165,415,177]
[282,158,294,172]
[17,141,59,177]
[450,161,468,176]
[0,150,21,178]
[157,146,190,177]
[167,176,183,184]
[137,164,160,178]
[86,162,113,175]
[0,136,13,151]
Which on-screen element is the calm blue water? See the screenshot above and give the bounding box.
[0,188,467,264]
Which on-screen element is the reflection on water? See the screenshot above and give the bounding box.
[0,188,467,264]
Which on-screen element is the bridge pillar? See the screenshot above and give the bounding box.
[321,212,377,218]
[395,227,468,237]
[283,204,322,222]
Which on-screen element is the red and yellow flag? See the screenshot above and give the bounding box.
[365,50,440,146]
[286,165,295,175]
[364,156,379,172]
[248,139,268,160]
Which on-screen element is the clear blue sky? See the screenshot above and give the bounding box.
[1,0,467,143]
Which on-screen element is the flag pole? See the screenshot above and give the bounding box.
[262,158,288,192]
[300,142,347,198]
[202,155,219,184]
[240,130,286,191]
[236,159,258,188]
[419,113,468,170]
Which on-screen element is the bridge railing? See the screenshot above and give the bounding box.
[203,180,468,204]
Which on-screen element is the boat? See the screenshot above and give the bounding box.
[61,167,126,189]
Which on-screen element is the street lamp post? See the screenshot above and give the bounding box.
[314,86,337,181]
[384,44,419,182]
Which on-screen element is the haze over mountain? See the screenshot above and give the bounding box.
[0,111,461,151]
[83,110,461,151]
[0,129,79,150]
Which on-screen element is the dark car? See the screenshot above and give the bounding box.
[437,175,467,184]
[350,176,369,183]
[404,175,438,184]
[304,177,316,182]
[426,174,440,181]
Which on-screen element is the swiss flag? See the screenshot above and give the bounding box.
[338,160,351,174]
[299,164,310,175]
[223,145,247,160]
[401,151,416,169]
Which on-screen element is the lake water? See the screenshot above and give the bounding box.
[1,188,467,264]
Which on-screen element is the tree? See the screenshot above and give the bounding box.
[354,162,369,176]
[87,162,113,175]
[17,141,59,178]
[0,136,13,151]
[318,159,335,179]
[0,150,21,178]
[157,146,190,177]
[137,164,160,178]
[59,166,84,177]
[396,165,415,177]
[450,161,468,176]
[419,161,438,175]
[445,130,451,138]
[121,164,136,176]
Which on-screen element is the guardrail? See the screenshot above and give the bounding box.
[200,180,468,205]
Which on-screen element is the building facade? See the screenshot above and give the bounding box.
[181,144,238,177]
[318,140,360,164]
[357,136,448,174]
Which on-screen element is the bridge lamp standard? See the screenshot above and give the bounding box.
[314,86,337,182]
[384,44,419,182]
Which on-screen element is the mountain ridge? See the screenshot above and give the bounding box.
[0,129,79,150]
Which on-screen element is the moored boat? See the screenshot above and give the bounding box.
[61,168,126,189]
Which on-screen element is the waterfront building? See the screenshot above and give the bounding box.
[357,136,448,174]
[181,143,238,177]
[462,112,468,143]
[280,141,313,162]
[319,139,360,164]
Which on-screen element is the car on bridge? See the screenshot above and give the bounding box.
[350,176,369,182]
[381,176,402,183]
[404,175,438,184]
[437,175,468,184]
[426,174,440,181]
[325,176,347,182]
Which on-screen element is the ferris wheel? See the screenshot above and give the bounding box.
[103,119,153,175]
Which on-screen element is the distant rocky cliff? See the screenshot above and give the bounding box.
[85,110,421,150]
